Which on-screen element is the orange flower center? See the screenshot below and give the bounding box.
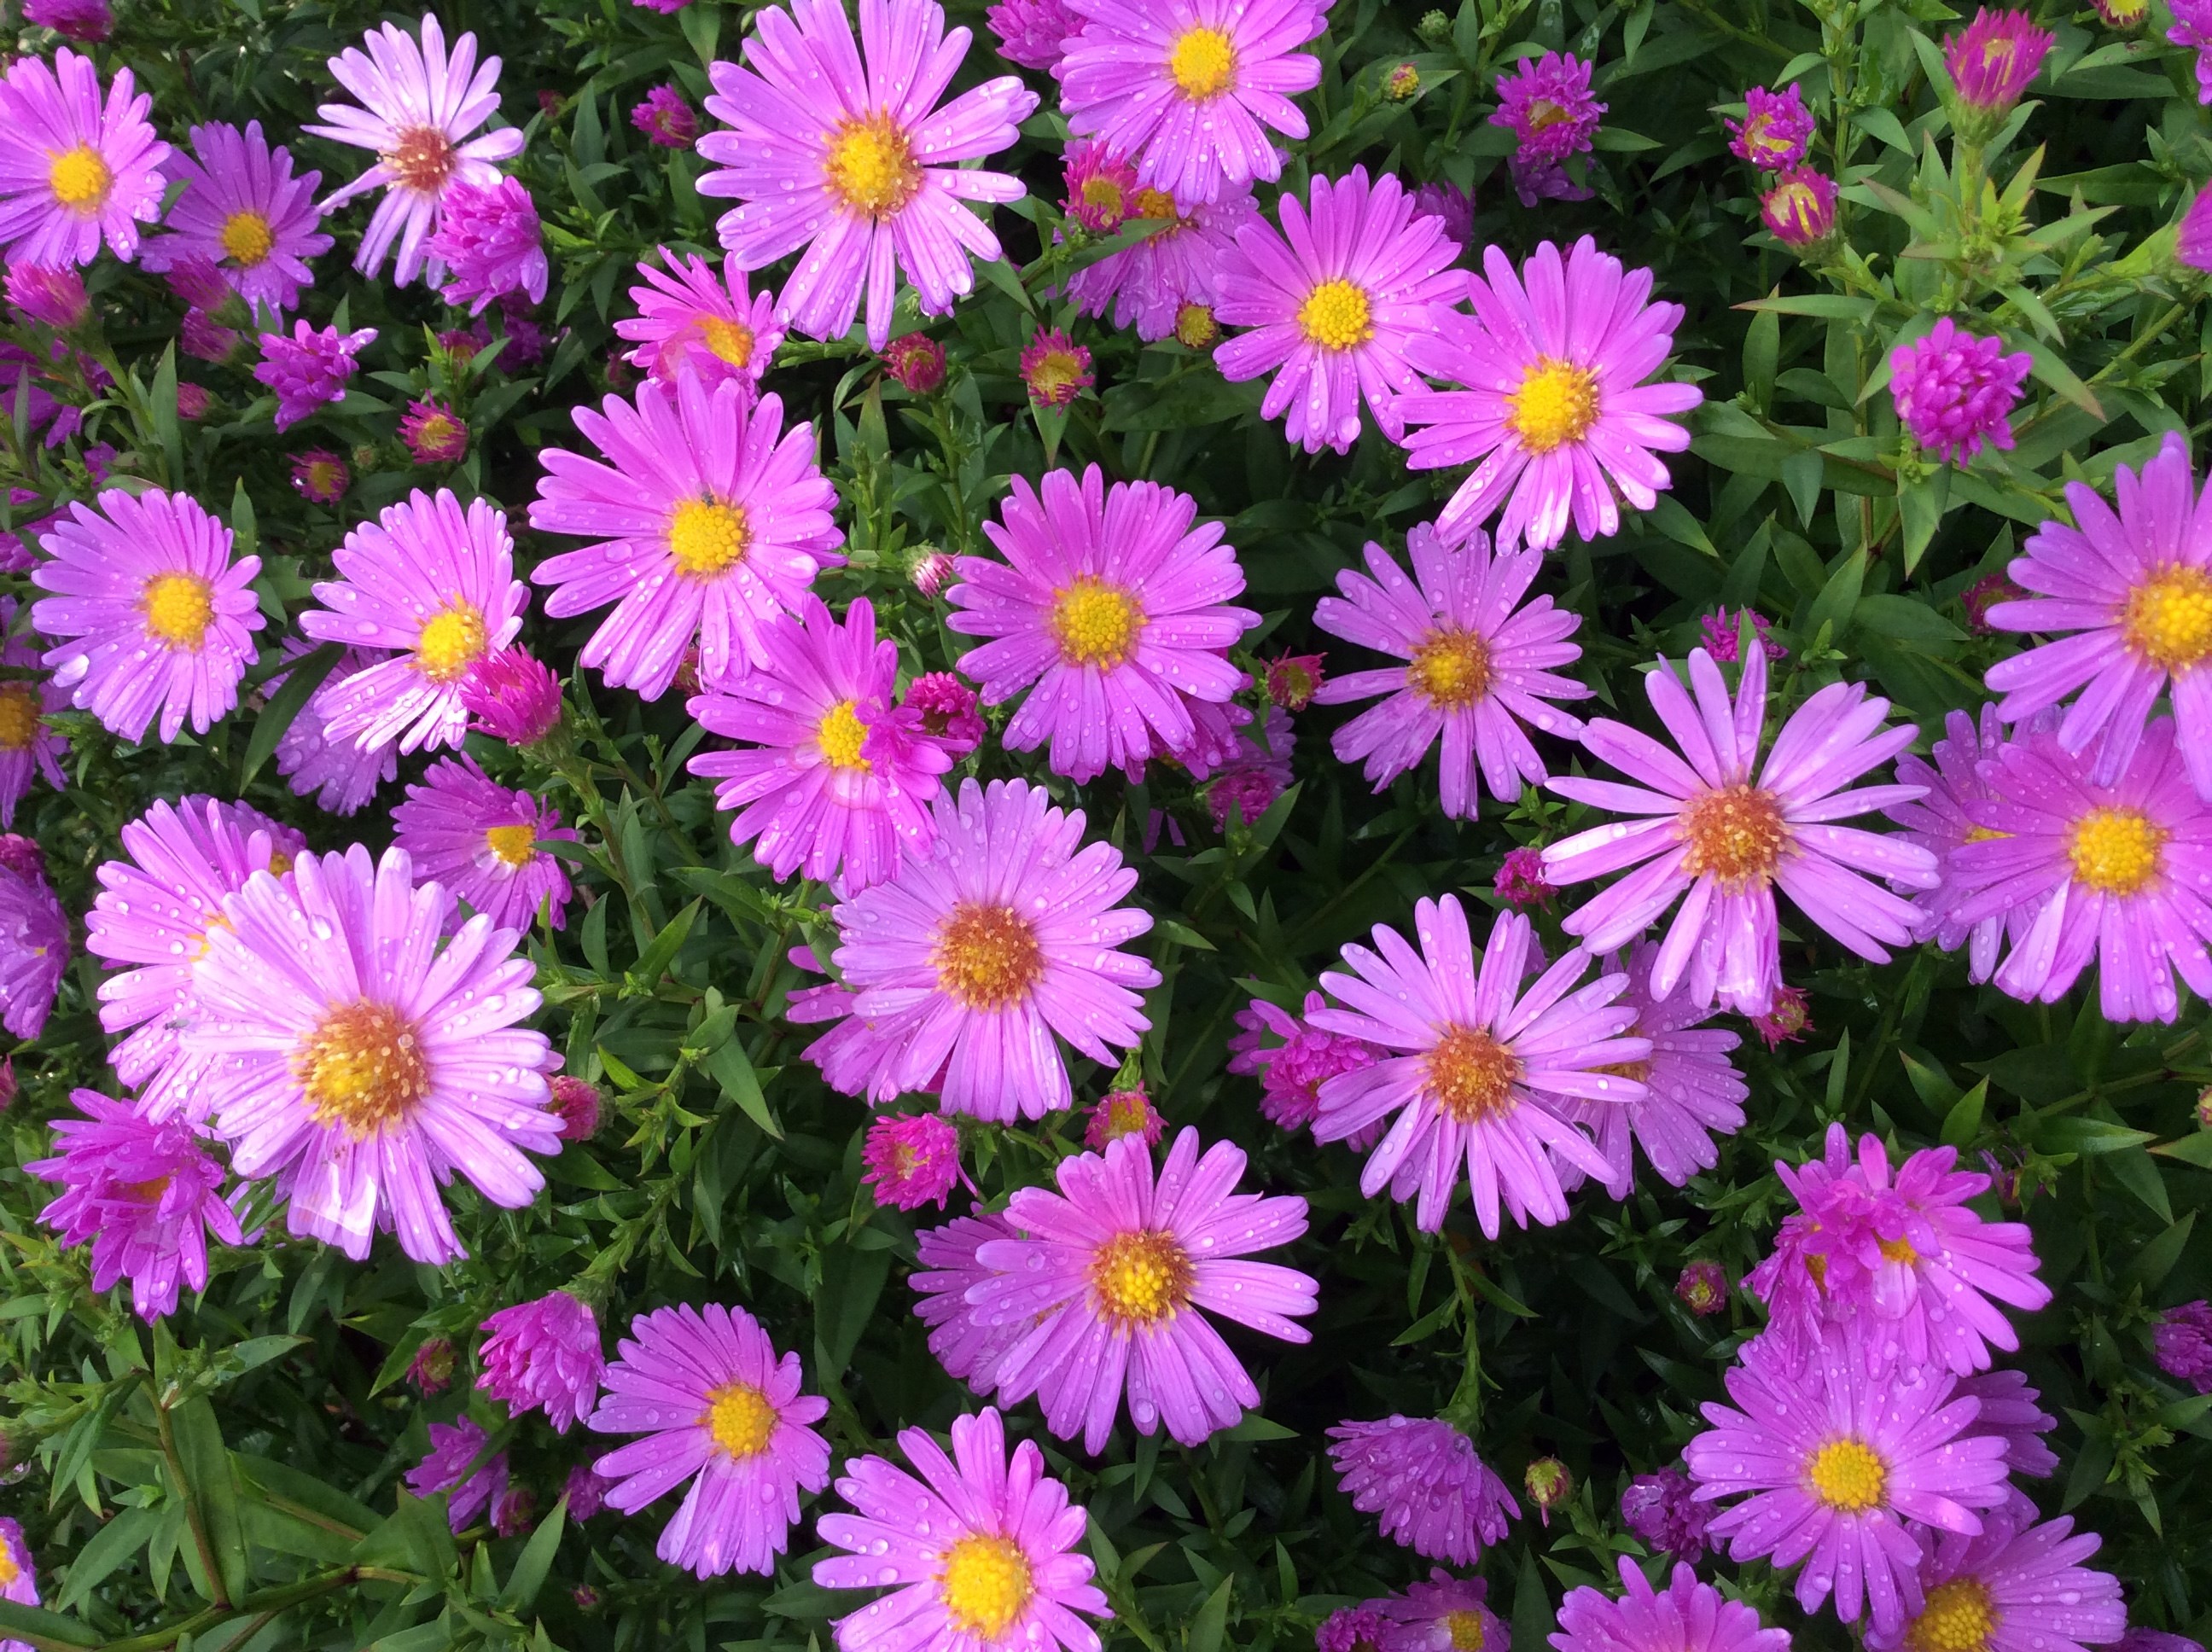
[384,125,457,193]
[1679,783,1789,889]
[1425,1026,1520,1124]
[296,1001,431,1139]
[1088,1229,1194,1325]
[933,904,1044,1009]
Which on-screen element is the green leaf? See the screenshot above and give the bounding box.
[625,897,701,994]
[704,1037,782,1139]
[1803,548,1866,644]
[1941,1080,1988,1148]
[0,1600,102,1649]
[1743,307,1778,412]
[2123,1213,2195,1291]
[53,1507,158,1612]
[239,643,342,791]
[815,1239,893,1379]
[168,1399,249,1606]
[1185,1574,1233,1652]
[499,1496,568,1613]
[2150,1131,2212,1168]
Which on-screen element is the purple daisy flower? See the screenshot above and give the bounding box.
[1865,1509,2125,1652]
[1325,1416,1518,1567]
[1229,990,1382,1133]
[1554,1558,1784,1652]
[306,15,526,283]
[1890,318,2033,467]
[1541,646,1934,1017]
[0,1516,37,1632]
[187,845,559,1264]
[1057,0,1328,206]
[1621,1465,1713,1559]
[479,1290,605,1434]
[689,595,953,893]
[1726,85,1814,169]
[616,247,783,399]
[29,1091,246,1321]
[0,48,168,269]
[139,121,329,314]
[530,375,843,701]
[1311,523,1591,817]
[0,596,67,827]
[586,1303,832,1579]
[393,756,577,930]
[632,84,699,148]
[0,866,61,1043]
[399,397,469,464]
[6,263,87,328]
[425,176,546,313]
[1490,51,1604,163]
[271,644,400,817]
[407,1417,509,1533]
[967,1127,1317,1452]
[1943,9,2054,121]
[1685,1329,2012,1633]
[989,0,1084,69]
[1885,705,2021,981]
[24,0,111,40]
[698,0,1038,350]
[1063,141,1139,232]
[861,1112,961,1210]
[1063,183,1257,341]
[946,465,1257,784]
[1213,166,1464,453]
[911,1210,1029,1396]
[300,488,527,753]
[1377,1572,1507,1652]
[31,486,264,745]
[813,1405,1109,1652]
[253,321,375,431]
[1400,238,1703,554]
[2157,1300,2212,1392]
[1308,900,1648,1235]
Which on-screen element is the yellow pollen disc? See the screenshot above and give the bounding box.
[1446,1612,1488,1652]
[142,572,216,650]
[816,699,872,771]
[700,315,755,368]
[939,1533,1035,1640]
[1807,1437,1888,1514]
[1050,576,1144,668]
[220,209,275,266]
[125,1174,172,1204]
[1425,1025,1521,1125]
[266,851,294,878]
[0,1542,18,1586]
[416,602,488,683]
[1081,175,1127,217]
[1407,629,1493,710]
[2067,806,2167,896]
[824,113,920,219]
[1906,1578,1998,1652]
[1168,26,1237,98]
[1963,824,2008,843]
[1527,98,1573,131]
[1133,187,1181,222]
[2122,565,2212,672]
[1508,358,1601,455]
[1878,1236,1919,1265]
[296,1001,431,1140]
[1772,182,1825,236]
[1594,1058,1652,1085]
[667,497,750,578]
[189,911,236,963]
[934,903,1045,1009]
[485,823,538,867]
[1089,1228,1195,1326]
[1679,783,1790,890]
[1027,349,1089,400]
[48,144,112,211]
[0,686,42,752]
[1297,276,1373,351]
[383,125,457,193]
[1173,303,1218,348]
[703,1381,777,1459]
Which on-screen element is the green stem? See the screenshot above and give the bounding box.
[97,1565,417,1652]
[153,1398,228,1611]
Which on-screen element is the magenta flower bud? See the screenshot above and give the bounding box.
[490,1480,537,1538]
[2197,1085,2212,1130]
[1751,985,1812,1050]
[1674,1260,1728,1316]
[901,671,982,753]
[1412,180,1476,251]
[564,1465,615,1520]
[478,1290,605,1433]
[427,177,549,316]
[881,334,946,393]
[400,398,469,464]
[1726,84,1814,170]
[290,449,352,505]
[859,1113,960,1211]
[548,1075,602,1142]
[1760,166,1838,248]
[1493,846,1553,910]
[1942,8,2053,124]
[1491,52,1604,163]
[24,0,114,41]
[460,647,564,747]
[1020,328,1093,408]
[1522,1457,1572,1523]
[2155,1300,2212,1393]
[407,1337,457,1396]
[1699,607,1785,663]
[1962,571,2023,633]
[176,383,211,422]
[908,548,956,601]
[1620,1464,1712,1558]
[5,265,88,329]
[1889,317,2033,467]
[2093,0,2147,26]
[181,310,240,364]
[163,256,232,313]
[0,837,44,886]
[630,84,699,148]
[1062,142,1138,233]
[1084,1087,1164,1150]
[1264,653,1326,710]
[986,0,1083,71]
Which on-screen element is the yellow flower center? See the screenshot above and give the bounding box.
[1089,1229,1195,1326]
[1963,824,2008,843]
[266,850,293,878]
[1081,174,1127,218]
[142,572,215,650]
[1679,783,1790,890]
[1594,1058,1653,1085]
[1050,576,1144,668]
[306,458,344,496]
[703,1381,777,1459]
[0,686,42,752]
[484,823,538,867]
[0,1541,18,1587]
[1425,1026,1520,1124]
[125,1174,172,1205]
[1168,26,1237,98]
[1446,1612,1488,1652]
[2122,565,2212,673]
[1173,303,1218,348]
[1297,277,1372,352]
[667,498,750,578]
[411,410,463,454]
[2067,806,2167,896]
[939,1534,1035,1640]
[1768,179,1827,238]
[934,903,1045,1009]
[700,315,754,368]
[1746,119,1796,162]
[1134,187,1181,223]
[817,699,872,771]
[1879,1236,1919,1265]
[1026,347,1090,402]
[1526,98,1573,131]
[48,144,112,211]
[1806,1437,1887,1514]
[824,113,920,219]
[1906,1579,1998,1652]
[1508,358,1601,454]
[220,209,275,266]
[383,125,457,193]
[413,602,487,684]
[296,1001,431,1140]
[1407,629,1493,710]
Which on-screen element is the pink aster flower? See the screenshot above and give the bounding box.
[530,375,843,701]
[1228,989,1382,1133]
[1213,166,1464,453]
[698,0,1039,350]
[1493,846,1553,909]
[1321,1608,1388,1652]
[967,1127,1316,1452]
[689,595,954,892]
[1084,1086,1164,1149]
[1541,646,1935,1017]
[1325,1416,1518,1567]
[32,486,264,744]
[1726,85,1814,170]
[903,670,983,753]
[947,465,1257,783]
[803,777,1159,1119]
[306,15,526,283]
[1677,1260,1729,1316]
[5,263,87,328]
[24,0,111,40]
[1377,1572,1507,1652]
[1491,51,1604,163]
[271,644,400,817]
[400,397,469,463]
[479,1290,605,1434]
[253,321,375,431]
[1555,1558,1786,1652]
[862,1112,961,1210]
[300,487,527,753]
[461,647,562,747]
[28,1091,246,1322]
[426,176,547,313]
[586,1303,832,1579]
[1760,166,1839,248]
[1866,1509,2125,1652]
[0,1517,36,1637]
[1890,318,2032,466]
[1400,239,1703,554]
[1621,1465,1713,1559]
[2181,191,2212,273]
[1749,986,1812,1050]
[911,1210,1031,1395]
[0,865,60,1042]
[616,247,783,399]
[2174,0,2212,102]
[188,844,558,1264]
[814,1405,1109,1652]
[291,449,350,504]
[1265,651,1324,709]
[0,597,67,828]
[1700,608,1785,663]
[632,84,700,148]
[1021,328,1094,408]
[1057,0,1328,206]
[1063,141,1139,231]
[1942,9,2053,120]
[407,1418,509,1533]
[882,334,947,393]
[139,120,329,314]
[990,0,1085,69]
[1205,706,1294,829]
[1313,523,1591,817]
[1308,900,1646,1234]
[1063,184,1257,341]
[549,1074,601,1142]
[1685,1328,2012,1633]
[393,755,577,930]
[0,48,169,268]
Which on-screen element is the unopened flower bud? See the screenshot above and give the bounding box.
[1523,1457,1572,1524]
